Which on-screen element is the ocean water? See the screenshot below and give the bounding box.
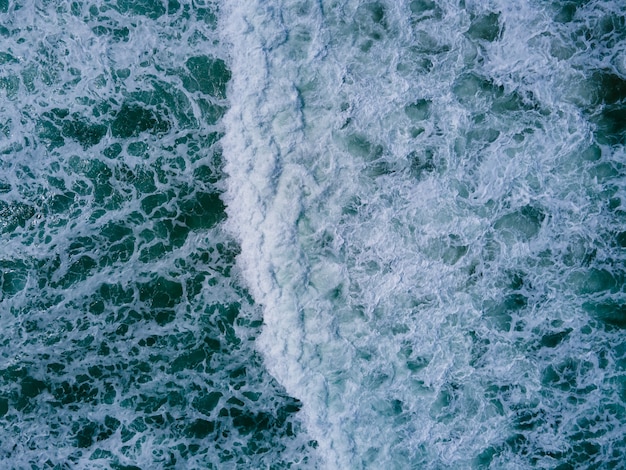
[0,0,625,468]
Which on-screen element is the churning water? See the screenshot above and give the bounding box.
[1,0,625,468]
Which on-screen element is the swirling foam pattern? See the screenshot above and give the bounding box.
[220,0,626,468]
[0,1,316,468]
[2,0,626,468]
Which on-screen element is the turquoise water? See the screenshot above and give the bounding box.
[0,1,316,468]
[1,0,625,468]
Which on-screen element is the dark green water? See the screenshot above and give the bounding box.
[0,1,316,468]
[2,0,626,469]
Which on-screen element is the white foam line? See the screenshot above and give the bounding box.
[218,1,349,466]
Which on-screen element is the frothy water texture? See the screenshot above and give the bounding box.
[1,0,626,468]
[0,1,316,468]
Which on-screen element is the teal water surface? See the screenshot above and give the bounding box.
[1,0,626,469]
[0,1,316,468]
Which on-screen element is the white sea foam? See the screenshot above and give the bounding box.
[221,0,626,468]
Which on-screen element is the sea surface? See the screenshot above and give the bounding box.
[0,0,625,468]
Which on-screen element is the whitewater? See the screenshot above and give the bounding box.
[220,0,626,468]
[0,0,624,468]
